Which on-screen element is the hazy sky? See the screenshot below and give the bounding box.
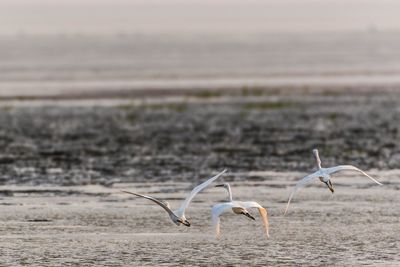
[1,0,400,35]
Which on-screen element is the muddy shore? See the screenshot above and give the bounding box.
[0,88,399,186]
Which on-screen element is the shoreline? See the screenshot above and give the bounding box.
[0,81,400,107]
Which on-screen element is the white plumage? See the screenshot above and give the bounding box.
[122,169,227,227]
[284,149,382,215]
[212,183,269,239]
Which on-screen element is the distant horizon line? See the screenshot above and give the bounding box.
[0,28,399,39]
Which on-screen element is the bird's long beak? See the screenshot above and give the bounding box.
[215,184,225,188]
[325,180,334,193]
[243,212,256,221]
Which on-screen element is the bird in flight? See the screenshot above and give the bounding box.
[284,149,382,215]
[212,182,269,239]
[122,169,227,227]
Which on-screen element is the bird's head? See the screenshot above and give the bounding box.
[242,210,256,221]
[176,216,191,227]
[319,176,334,193]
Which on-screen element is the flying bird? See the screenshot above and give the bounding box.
[212,183,269,239]
[284,149,382,215]
[122,169,227,227]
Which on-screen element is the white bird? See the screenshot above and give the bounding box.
[122,169,227,227]
[284,149,382,215]
[212,183,269,239]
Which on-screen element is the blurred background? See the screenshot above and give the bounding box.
[1,0,400,185]
[2,0,400,97]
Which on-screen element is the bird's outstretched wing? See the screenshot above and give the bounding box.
[258,207,270,238]
[284,172,319,215]
[211,203,229,239]
[121,190,175,217]
[241,201,262,209]
[326,165,382,185]
[212,213,221,239]
[176,169,227,217]
[240,201,269,237]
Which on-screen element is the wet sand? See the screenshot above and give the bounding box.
[0,170,399,266]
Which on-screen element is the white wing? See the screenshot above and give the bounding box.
[284,172,319,215]
[258,207,270,238]
[240,201,269,237]
[121,190,175,217]
[326,165,382,185]
[211,203,231,239]
[176,169,227,217]
[240,201,262,209]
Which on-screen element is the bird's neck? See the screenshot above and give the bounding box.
[315,155,322,169]
[226,184,233,202]
[313,149,322,169]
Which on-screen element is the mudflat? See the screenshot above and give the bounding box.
[0,171,398,266]
[0,89,400,185]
